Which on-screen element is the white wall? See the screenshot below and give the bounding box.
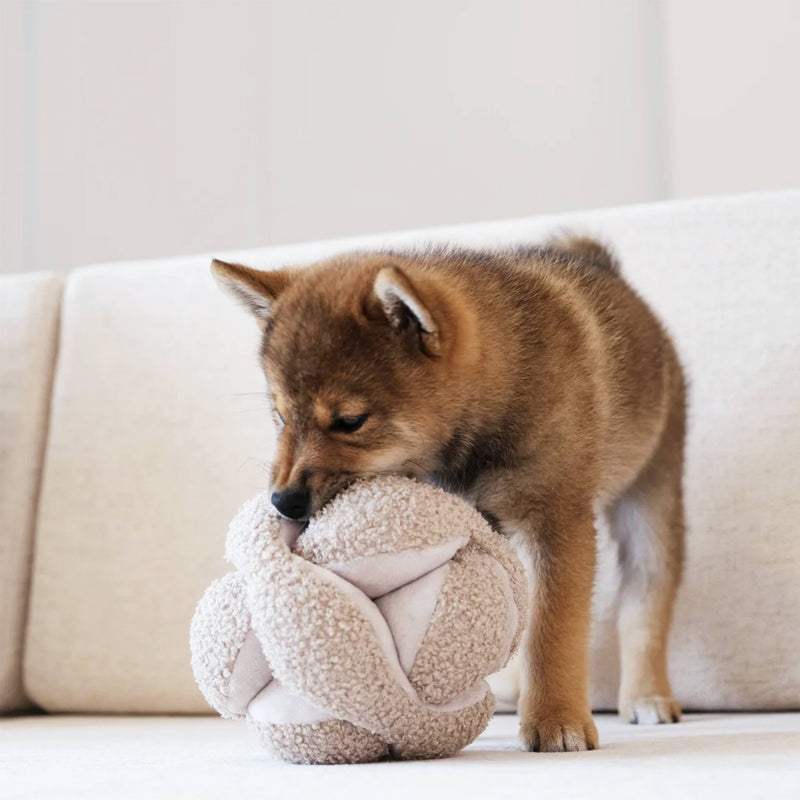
[1,0,798,274]
[0,0,24,274]
[662,0,800,197]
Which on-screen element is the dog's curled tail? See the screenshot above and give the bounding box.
[546,233,621,275]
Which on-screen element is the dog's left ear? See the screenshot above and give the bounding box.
[374,266,442,357]
[211,259,294,329]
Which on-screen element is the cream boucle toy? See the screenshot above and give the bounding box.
[190,476,527,764]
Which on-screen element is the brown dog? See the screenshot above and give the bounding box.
[212,236,685,752]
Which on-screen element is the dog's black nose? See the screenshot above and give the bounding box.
[271,487,310,520]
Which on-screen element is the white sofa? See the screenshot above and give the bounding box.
[2,191,798,799]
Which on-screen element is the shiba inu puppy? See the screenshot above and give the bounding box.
[212,236,685,752]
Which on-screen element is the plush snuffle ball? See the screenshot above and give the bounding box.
[190,476,527,764]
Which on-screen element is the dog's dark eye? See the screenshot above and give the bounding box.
[330,413,369,434]
[275,410,285,425]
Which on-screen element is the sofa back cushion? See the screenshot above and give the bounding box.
[24,191,800,712]
[0,272,61,712]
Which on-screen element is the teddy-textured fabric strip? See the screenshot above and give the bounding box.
[407,542,517,706]
[249,719,388,765]
[465,523,529,658]
[296,478,486,564]
[189,571,256,719]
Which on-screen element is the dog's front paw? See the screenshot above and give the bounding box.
[520,710,598,752]
[619,694,681,725]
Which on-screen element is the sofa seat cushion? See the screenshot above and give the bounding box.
[1,713,798,799]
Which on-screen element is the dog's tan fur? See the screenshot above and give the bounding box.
[212,237,685,752]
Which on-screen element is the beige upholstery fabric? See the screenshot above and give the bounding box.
[0,271,61,712]
[2,713,799,799]
[24,191,800,712]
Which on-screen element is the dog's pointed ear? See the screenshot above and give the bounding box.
[211,259,294,329]
[374,266,441,357]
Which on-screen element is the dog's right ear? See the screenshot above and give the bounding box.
[373,266,442,357]
[211,259,294,329]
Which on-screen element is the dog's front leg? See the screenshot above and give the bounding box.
[513,501,599,752]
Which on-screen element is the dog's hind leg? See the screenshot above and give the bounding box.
[608,387,685,725]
